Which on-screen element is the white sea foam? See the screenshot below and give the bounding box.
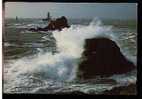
[4,18,136,93]
[6,18,114,81]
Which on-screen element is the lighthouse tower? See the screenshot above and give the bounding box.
[47,12,51,21]
[42,12,51,21]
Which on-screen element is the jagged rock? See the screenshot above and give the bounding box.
[29,16,69,31]
[77,38,135,79]
[45,16,70,31]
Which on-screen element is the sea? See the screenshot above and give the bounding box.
[3,18,137,94]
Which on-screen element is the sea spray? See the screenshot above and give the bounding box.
[5,19,114,80]
[4,18,136,93]
[6,18,114,81]
[53,18,115,58]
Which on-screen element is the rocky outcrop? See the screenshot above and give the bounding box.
[102,84,136,95]
[29,16,69,32]
[77,38,135,79]
[44,16,70,31]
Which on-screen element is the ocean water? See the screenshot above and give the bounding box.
[3,18,137,94]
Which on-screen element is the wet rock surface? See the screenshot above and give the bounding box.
[77,38,135,79]
[102,84,136,95]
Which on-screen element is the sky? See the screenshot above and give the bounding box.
[5,3,137,20]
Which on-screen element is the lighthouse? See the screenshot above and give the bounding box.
[42,12,51,21]
[47,12,51,21]
[16,16,18,21]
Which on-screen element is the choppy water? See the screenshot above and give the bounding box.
[3,18,137,94]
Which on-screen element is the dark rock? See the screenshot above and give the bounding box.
[37,27,48,31]
[28,28,37,32]
[28,16,69,31]
[102,84,136,95]
[45,16,70,31]
[55,91,88,95]
[77,38,135,79]
[77,78,117,85]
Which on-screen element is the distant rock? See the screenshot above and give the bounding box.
[77,38,135,79]
[29,16,69,32]
[28,28,37,32]
[44,16,70,31]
